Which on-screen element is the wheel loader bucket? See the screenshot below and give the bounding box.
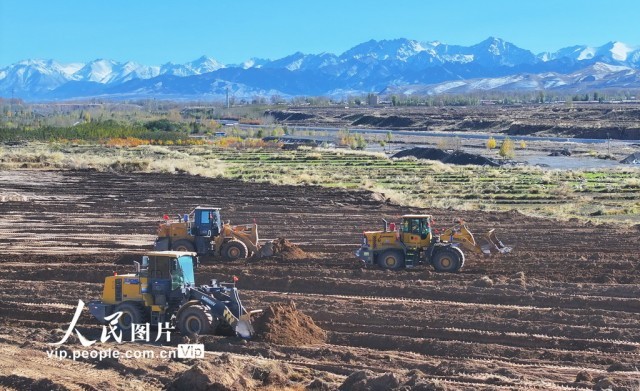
[235,316,255,339]
[257,242,274,258]
[479,229,512,255]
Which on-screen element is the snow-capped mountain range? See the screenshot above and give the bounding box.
[2,37,640,101]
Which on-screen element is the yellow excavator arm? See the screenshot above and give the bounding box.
[214,223,261,254]
[439,222,512,256]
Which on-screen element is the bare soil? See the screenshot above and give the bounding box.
[1,169,640,390]
[267,104,640,140]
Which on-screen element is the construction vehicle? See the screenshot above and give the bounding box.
[355,215,511,272]
[88,251,257,338]
[154,206,273,261]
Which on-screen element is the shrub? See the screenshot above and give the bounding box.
[144,119,183,132]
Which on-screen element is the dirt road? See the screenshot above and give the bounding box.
[1,170,639,390]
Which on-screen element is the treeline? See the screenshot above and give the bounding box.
[0,119,186,142]
[386,90,639,107]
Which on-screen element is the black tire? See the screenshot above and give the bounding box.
[451,246,465,270]
[171,239,195,252]
[177,305,214,335]
[377,250,405,270]
[114,302,144,331]
[221,240,248,261]
[431,247,463,272]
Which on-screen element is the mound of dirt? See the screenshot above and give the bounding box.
[253,302,326,345]
[620,152,640,164]
[0,375,69,391]
[265,110,314,122]
[549,148,572,157]
[392,147,499,166]
[443,150,500,166]
[339,370,447,391]
[167,354,292,391]
[269,237,308,260]
[392,147,450,161]
[351,115,414,128]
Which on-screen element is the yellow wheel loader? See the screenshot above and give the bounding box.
[355,215,511,272]
[154,206,274,261]
[88,251,258,338]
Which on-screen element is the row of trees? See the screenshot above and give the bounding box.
[0,119,189,143]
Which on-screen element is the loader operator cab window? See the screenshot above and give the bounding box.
[193,209,215,237]
[149,257,171,279]
[402,218,431,238]
[403,219,422,235]
[170,256,196,290]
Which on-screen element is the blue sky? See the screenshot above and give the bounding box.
[0,0,638,67]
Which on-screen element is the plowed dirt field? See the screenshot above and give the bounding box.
[1,170,639,390]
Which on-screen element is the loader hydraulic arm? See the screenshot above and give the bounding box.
[440,223,512,256]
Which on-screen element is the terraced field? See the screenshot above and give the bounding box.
[0,169,639,390]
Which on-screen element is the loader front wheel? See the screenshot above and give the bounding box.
[377,250,405,270]
[432,247,463,272]
[172,239,195,252]
[114,302,144,331]
[177,305,214,335]
[221,241,248,261]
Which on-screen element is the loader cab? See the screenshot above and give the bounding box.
[401,215,433,248]
[144,251,197,290]
[191,207,222,237]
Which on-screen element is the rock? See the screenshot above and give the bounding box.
[339,371,401,391]
[594,376,616,390]
[473,276,494,288]
[307,378,332,390]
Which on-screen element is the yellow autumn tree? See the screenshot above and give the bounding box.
[486,136,497,150]
[499,137,515,159]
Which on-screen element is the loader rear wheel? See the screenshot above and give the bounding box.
[221,241,248,261]
[171,239,195,252]
[432,247,463,272]
[177,305,214,335]
[114,302,144,331]
[377,250,405,270]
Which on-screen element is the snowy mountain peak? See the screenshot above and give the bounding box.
[3,37,640,100]
[240,57,269,69]
[543,41,640,64]
[609,41,635,61]
[340,38,434,62]
[75,59,119,83]
[189,55,225,72]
